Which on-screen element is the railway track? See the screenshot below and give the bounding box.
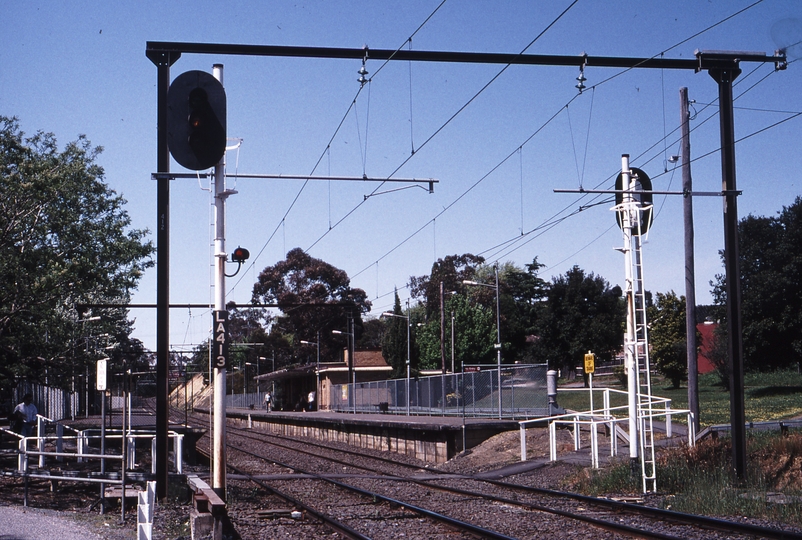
[181,407,802,539]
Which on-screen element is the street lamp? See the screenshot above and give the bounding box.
[381,305,411,416]
[463,263,503,419]
[245,361,258,396]
[300,335,320,411]
[451,310,456,374]
[299,338,320,367]
[333,322,355,413]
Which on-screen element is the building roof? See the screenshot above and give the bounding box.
[253,348,390,382]
[254,363,315,382]
[353,349,389,368]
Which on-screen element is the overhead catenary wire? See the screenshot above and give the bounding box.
[231,0,784,316]
[361,6,791,306]
[494,107,802,270]
[351,58,779,291]
[349,97,580,282]
[304,0,582,253]
[226,0,449,296]
[492,62,796,266]
[586,0,767,90]
[348,1,770,293]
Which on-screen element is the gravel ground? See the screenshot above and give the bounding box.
[1,425,800,539]
[0,505,108,540]
[0,427,583,539]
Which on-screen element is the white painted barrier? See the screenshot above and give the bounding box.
[137,481,156,540]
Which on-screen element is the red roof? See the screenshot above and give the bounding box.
[354,349,389,368]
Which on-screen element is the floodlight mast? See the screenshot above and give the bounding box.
[148,45,783,498]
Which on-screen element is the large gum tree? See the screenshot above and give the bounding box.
[0,117,154,395]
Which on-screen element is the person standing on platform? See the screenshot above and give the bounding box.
[13,394,37,437]
[306,390,316,412]
[264,391,272,412]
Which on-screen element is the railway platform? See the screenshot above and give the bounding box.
[211,407,522,464]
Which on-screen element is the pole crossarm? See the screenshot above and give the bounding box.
[554,188,741,197]
[146,42,785,71]
[152,172,437,185]
[77,302,360,310]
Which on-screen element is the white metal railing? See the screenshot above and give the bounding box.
[519,387,695,473]
[15,428,184,476]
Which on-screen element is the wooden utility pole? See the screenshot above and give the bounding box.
[680,87,700,434]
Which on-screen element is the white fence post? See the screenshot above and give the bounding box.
[175,434,184,474]
[151,437,157,475]
[127,436,137,466]
[37,417,46,468]
[573,415,580,451]
[56,424,64,462]
[137,480,156,540]
[18,439,26,472]
[520,424,527,461]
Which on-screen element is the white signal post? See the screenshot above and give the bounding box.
[211,63,231,498]
[620,154,639,462]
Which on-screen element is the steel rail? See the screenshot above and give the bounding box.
[223,460,371,540]
[209,437,515,539]
[209,412,802,540]
[480,478,802,540]
[215,423,686,539]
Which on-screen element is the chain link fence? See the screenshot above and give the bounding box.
[10,384,80,421]
[329,364,549,419]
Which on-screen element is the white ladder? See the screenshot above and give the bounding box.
[633,225,656,493]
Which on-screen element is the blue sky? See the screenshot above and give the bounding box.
[3,1,801,352]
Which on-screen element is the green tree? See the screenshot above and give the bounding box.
[534,266,624,375]
[503,258,549,362]
[409,254,487,371]
[0,117,154,392]
[417,291,496,370]
[712,197,802,371]
[409,253,484,320]
[412,257,548,368]
[647,291,690,388]
[356,318,384,349]
[251,248,371,368]
[381,290,410,378]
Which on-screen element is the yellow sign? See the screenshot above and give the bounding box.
[583,352,595,374]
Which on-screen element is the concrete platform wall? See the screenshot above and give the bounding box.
[230,415,456,464]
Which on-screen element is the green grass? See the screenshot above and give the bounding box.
[558,370,802,428]
[555,385,629,415]
[563,370,802,526]
[570,432,802,527]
